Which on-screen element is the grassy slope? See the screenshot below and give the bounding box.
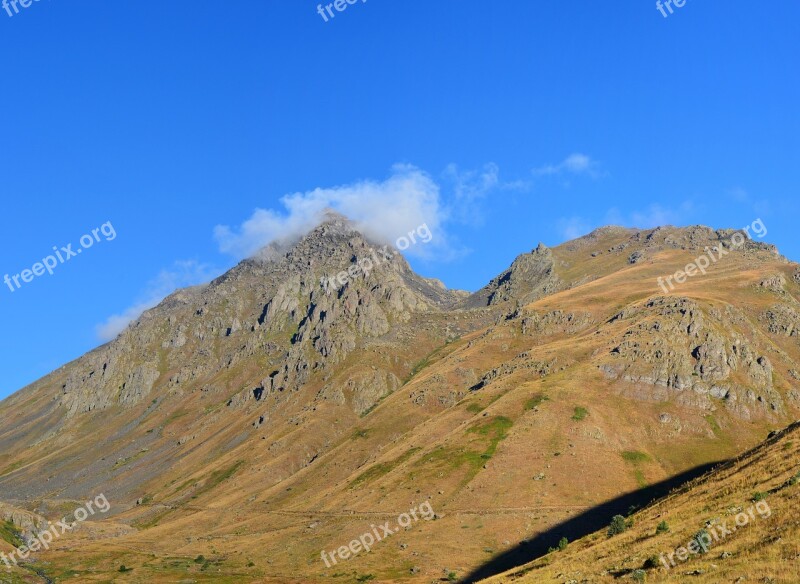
[483,422,800,583]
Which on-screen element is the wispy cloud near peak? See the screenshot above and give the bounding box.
[533,153,603,178]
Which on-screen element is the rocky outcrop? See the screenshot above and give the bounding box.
[601,297,785,419]
[517,309,594,337]
[471,354,562,391]
[762,304,800,339]
[0,503,48,543]
[757,273,788,295]
[463,243,563,308]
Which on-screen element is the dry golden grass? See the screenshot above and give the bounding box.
[483,423,800,583]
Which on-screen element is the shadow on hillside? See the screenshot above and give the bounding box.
[459,461,723,583]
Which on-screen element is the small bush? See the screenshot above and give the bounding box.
[572,406,589,421]
[789,472,800,486]
[631,569,647,582]
[558,537,568,551]
[119,565,133,573]
[194,555,206,564]
[693,529,711,554]
[656,520,670,534]
[643,555,661,569]
[447,572,458,582]
[752,492,768,502]
[608,514,629,537]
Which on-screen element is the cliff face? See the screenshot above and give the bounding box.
[463,242,563,308]
[0,221,799,583]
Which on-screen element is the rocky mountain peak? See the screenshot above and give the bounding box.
[463,241,561,308]
[45,213,466,419]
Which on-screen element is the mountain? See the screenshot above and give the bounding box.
[0,216,799,583]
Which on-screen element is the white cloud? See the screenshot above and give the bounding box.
[442,163,503,225]
[95,260,218,342]
[214,165,448,259]
[442,162,531,225]
[533,153,602,178]
[444,162,500,202]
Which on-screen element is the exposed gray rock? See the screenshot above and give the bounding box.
[602,297,784,419]
[757,273,787,294]
[463,243,563,307]
[762,304,800,339]
[470,356,560,391]
[519,310,594,337]
[0,503,48,543]
[628,250,645,264]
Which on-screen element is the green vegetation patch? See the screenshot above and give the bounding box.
[571,406,589,421]
[621,450,650,464]
[524,393,549,411]
[350,448,421,488]
[0,460,24,478]
[412,417,515,489]
[467,416,514,459]
[0,520,24,547]
[621,450,651,487]
[705,414,722,436]
[195,461,245,497]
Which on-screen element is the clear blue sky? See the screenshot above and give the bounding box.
[1,0,798,398]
